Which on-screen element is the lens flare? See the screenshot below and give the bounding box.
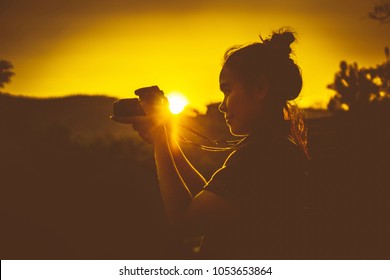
[166,92,189,114]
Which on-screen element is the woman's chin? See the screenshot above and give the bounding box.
[228,125,248,137]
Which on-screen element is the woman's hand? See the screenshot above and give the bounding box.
[132,93,171,144]
[131,115,168,145]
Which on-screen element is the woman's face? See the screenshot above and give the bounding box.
[218,66,266,136]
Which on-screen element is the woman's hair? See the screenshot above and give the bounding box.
[222,27,309,158]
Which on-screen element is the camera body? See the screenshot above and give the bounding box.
[112,86,164,119]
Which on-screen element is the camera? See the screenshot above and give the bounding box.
[112,86,164,122]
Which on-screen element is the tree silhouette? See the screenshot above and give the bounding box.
[369,2,390,23]
[327,47,390,112]
[0,60,15,89]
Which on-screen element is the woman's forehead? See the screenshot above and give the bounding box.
[219,66,236,83]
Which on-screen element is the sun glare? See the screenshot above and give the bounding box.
[166,92,189,114]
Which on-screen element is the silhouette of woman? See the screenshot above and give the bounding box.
[132,28,309,259]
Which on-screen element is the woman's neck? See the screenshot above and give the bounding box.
[249,112,289,140]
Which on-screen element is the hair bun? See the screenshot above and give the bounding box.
[263,29,296,57]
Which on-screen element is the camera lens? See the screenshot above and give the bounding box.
[113,98,145,117]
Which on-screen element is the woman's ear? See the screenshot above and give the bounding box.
[254,75,269,102]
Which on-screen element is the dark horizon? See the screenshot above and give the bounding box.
[1,91,389,259]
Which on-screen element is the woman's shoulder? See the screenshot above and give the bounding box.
[226,135,304,165]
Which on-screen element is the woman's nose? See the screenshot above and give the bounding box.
[218,98,227,113]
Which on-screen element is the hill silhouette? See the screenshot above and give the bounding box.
[0,93,136,140]
[0,93,389,259]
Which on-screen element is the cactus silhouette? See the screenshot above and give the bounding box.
[327,47,390,111]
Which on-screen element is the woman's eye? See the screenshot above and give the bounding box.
[222,88,231,96]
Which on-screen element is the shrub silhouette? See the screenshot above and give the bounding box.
[327,47,390,112]
[0,60,14,90]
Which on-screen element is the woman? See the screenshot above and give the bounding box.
[133,28,309,259]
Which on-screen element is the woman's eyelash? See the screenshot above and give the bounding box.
[221,88,231,94]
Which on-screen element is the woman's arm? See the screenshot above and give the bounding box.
[152,124,193,224]
[133,95,236,227]
[148,123,236,228]
[130,112,207,196]
[168,134,207,196]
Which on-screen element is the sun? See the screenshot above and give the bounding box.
[166,91,189,114]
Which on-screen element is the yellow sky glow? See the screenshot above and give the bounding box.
[4,7,389,113]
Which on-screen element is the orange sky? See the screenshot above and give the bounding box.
[1,0,389,112]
